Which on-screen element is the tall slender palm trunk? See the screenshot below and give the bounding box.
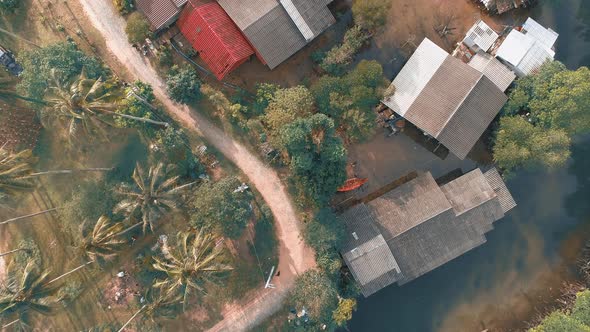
[101,109,169,127]
[118,305,147,332]
[0,247,23,257]
[0,208,59,226]
[46,261,94,285]
[1,318,20,329]
[24,167,114,178]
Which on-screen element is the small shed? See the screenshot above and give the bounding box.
[463,20,499,53]
[177,0,255,80]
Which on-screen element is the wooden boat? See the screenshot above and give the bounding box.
[337,178,368,192]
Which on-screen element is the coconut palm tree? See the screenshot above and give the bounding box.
[0,261,61,330]
[114,163,195,235]
[42,71,168,139]
[43,216,126,286]
[152,230,232,310]
[0,147,36,197]
[76,216,126,264]
[117,288,181,332]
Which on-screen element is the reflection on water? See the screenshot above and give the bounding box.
[347,1,590,331]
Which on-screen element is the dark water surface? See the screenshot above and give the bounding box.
[347,1,590,331]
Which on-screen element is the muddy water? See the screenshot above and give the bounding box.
[347,1,590,331]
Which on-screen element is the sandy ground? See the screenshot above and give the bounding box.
[77,1,316,331]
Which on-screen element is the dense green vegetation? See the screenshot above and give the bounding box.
[17,42,106,98]
[493,61,590,174]
[531,291,590,332]
[1,39,278,331]
[125,12,152,44]
[113,0,134,15]
[166,66,202,105]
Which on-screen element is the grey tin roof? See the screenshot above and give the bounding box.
[218,0,335,69]
[369,173,452,239]
[340,169,516,296]
[483,167,517,213]
[340,204,402,297]
[383,38,508,160]
[435,75,508,160]
[136,0,184,31]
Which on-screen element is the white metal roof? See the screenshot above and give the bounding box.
[463,20,499,52]
[382,38,448,116]
[496,29,534,67]
[522,17,559,50]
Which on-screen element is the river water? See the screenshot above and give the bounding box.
[347,1,590,331]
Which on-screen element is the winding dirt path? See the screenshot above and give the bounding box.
[77,1,315,330]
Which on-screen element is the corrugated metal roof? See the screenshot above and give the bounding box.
[369,173,452,239]
[217,0,278,30]
[463,20,499,52]
[218,0,335,69]
[496,19,558,77]
[522,17,559,50]
[339,169,516,295]
[496,29,534,68]
[136,0,184,31]
[435,76,508,159]
[382,38,448,116]
[177,1,254,80]
[383,38,507,159]
[483,168,517,213]
[403,55,483,138]
[468,52,516,92]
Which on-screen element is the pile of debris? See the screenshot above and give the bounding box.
[475,0,537,14]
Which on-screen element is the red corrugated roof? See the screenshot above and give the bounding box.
[177,1,254,80]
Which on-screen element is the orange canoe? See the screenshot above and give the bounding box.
[337,178,368,192]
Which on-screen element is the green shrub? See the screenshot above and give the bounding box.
[125,12,151,44]
[113,0,134,14]
[166,66,201,104]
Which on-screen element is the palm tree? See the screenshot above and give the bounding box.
[0,261,61,329]
[0,147,36,197]
[114,163,195,235]
[152,230,232,310]
[43,216,126,285]
[76,216,126,264]
[43,71,168,139]
[117,288,181,332]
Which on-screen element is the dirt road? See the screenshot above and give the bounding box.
[78,1,315,330]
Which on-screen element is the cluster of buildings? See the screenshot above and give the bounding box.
[132,1,558,299]
[343,17,558,297]
[135,0,336,79]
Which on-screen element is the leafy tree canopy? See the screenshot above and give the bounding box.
[503,61,590,135]
[304,208,345,256]
[117,81,160,137]
[493,116,571,175]
[281,114,346,206]
[125,12,152,44]
[289,270,339,326]
[530,311,590,332]
[351,0,392,31]
[312,60,384,143]
[190,176,253,239]
[18,42,106,98]
[166,66,201,105]
[264,85,314,140]
[0,0,20,12]
[332,298,357,327]
[572,290,590,326]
